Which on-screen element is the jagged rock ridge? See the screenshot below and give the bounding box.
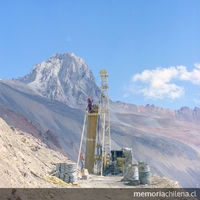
[15,53,100,109]
[115,101,200,122]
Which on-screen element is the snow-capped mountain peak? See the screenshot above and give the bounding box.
[15,52,100,109]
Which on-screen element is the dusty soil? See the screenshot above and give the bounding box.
[77,173,180,188]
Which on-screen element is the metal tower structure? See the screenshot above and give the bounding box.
[78,70,111,175]
[99,70,111,175]
[77,70,133,176]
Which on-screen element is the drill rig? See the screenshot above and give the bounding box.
[77,70,132,175]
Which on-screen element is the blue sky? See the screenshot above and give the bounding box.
[1,0,200,110]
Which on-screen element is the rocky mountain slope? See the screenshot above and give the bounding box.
[110,102,200,188]
[0,103,66,156]
[0,79,83,161]
[0,52,200,188]
[0,118,71,188]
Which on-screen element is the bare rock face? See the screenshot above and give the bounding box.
[174,106,200,122]
[15,53,100,109]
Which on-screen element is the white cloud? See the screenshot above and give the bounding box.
[133,66,179,83]
[178,64,200,84]
[193,98,200,104]
[141,83,184,100]
[129,64,200,100]
[195,63,200,69]
[123,93,130,98]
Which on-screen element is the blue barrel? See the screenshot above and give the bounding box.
[138,163,151,185]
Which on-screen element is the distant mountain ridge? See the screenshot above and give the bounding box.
[115,101,200,122]
[14,52,100,109]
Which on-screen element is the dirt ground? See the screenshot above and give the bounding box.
[77,173,181,188]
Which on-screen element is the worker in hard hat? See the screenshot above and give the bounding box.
[87,96,93,112]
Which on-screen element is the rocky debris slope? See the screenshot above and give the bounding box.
[0,103,66,157]
[0,118,72,188]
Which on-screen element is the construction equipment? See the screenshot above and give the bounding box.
[78,70,133,176]
[95,70,111,175]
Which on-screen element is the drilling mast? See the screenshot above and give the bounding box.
[78,69,132,176]
[99,70,111,175]
[79,70,111,175]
